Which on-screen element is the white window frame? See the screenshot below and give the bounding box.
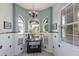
[60,3,79,46]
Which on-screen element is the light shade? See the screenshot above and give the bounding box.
[29,11,38,18]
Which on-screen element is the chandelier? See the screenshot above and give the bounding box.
[29,3,38,18]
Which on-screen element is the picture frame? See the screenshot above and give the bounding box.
[4,21,11,29]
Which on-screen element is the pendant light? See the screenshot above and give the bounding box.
[29,3,38,18]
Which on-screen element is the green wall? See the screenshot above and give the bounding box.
[39,7,52,32]
[13,3,29,32]
[13,3,52,33]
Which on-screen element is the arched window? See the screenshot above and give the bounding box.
[43,17,48,46]
[28,18,40,40]
[43,17,48,33]
[18,16,25,33]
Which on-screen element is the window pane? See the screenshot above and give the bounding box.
[62,25,73,34]
[61,4,73,25]
[74,3,79,21]
[74,36,79,46]
[66,4,73,23]
[74,24,79,35]
[61,8,67,25]
[62,25,73,44]
[73,24,79,46]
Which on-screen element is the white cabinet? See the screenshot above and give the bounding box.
[14,33,25,55]
[0,33,15,56]
[42,33,53,54]
[47,33,53,53]
[14,45,23,55]
[52,33,59,55]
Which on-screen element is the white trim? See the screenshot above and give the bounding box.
[60,3,73,45]
[61,21,79,26]
[60,3,79,46]
[73,3,75,45]
[59,3,71,13]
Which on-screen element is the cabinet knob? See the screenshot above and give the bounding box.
[9,45,12,48]
[58,44,61,47]
[53,46,54,48]
[4,55,7,56]
[0,45,2,49]
[54,35,56,38]
[44,46,46,48]
[8,36,10,38]
[20,48,23,50]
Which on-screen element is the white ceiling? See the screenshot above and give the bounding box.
[17,3,53,11]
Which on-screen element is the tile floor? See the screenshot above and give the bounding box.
[18,51,54,56]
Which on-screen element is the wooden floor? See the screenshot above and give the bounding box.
[18,51,54,56]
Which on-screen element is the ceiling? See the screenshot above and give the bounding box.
[17,3,53,11]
